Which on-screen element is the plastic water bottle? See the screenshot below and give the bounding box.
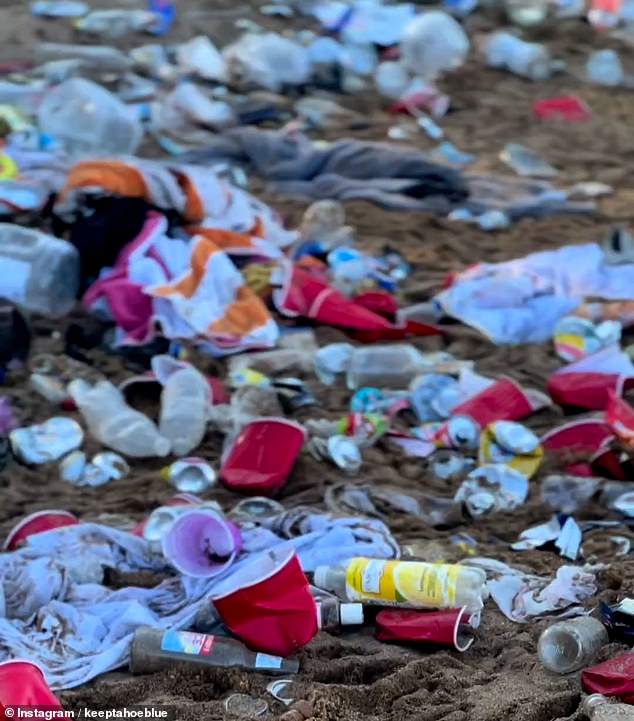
[400,11,470,81]
[38,78,142,157]
[345,345,454,390]
[586,49,624,86]
[130,627,299,675]
[313,558,487,613]
[485,32,552,81]
[159,366,210,456]
[35,43,131,74]
[69,380,171,458]
[0,224,79,317]
[537,617,608,674]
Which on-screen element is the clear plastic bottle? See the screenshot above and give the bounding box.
[130,627,299,675]
[537,617,608,674]
[400,11,470,81]
[69,379,171,458]
[0,224,79,317]
[345,345,453,390]
[37,78,142,157]
[313,558,487,613]
[485,32,552,81]
[159,366,210,456]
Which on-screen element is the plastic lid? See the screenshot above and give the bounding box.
[340,603,364,626]
[313,566,330,590]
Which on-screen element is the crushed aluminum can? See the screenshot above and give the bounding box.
[59,450,86,484]
[267,679,295,706]
[612,491,634,517]
[554,315,621,362]
[230,496,285,522]
[336,412,387,447]
[10,417,83,464]
[455,464,529,517]
[492,421,540,454]
[445,415,480,450]
[60,451,129,487]
[273,377,318,414]
[143,500,223,544]
[410,374,456,422]
[224,694,268,718]
[480,422,543,480]
[161,457,216,493]
[432,451,474,481]
[328,435,362,474]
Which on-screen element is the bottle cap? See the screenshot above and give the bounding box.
[313,566,330,590]
[340,603,364,626]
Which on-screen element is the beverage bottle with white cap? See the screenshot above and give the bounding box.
[485,32,552,81]
[537,617,608,674]
[313,558,487,613]
[69,379,171,458]
[314,594,364,631]
[159,365,210,456]
[130,627,299,675]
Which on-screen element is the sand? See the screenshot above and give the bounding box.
[1,1,634,719]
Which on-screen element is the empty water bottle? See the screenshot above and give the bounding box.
[586,50,624,86]
[400,11,470,81]
[485,32,552,81]
[38,78,142,157]
[69,379,171,458]
[0,224,79,317]
[159,364,210,456]
[35,43,131,74]
[583,694,634,720]
[538,617,608,674]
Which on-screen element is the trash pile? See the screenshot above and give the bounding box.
[1,0,634,719]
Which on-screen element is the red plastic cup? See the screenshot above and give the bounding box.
[3,510,79,552]
[0,660,62,713]
[220,418,306,496]
[451,377,544,427]
[211,548,318,657]
[533,96,591,123]
[582,653,634,703]
[375,607,478,652]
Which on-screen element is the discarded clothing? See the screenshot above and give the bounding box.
[435,243,634,344]
[84,213,279,355]
[0,514,397,689]
[181,127,468,211]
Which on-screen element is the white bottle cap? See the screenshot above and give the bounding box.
[340,603,364,626]
[313,566,330,590]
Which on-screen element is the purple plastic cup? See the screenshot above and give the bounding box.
[161,510,242,578]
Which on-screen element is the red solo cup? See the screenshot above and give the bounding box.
[548,371,625,411]
[220,418,306,496]
[375,607,478,652]
[161,510,242,578]
[542,419,613,455]
[0,660,62,711]
[352,291,398,320]
[606,390,634,451]
[131,493,203,538]
[212,548,318,657]
[451,377,547,428]
[533,96,591,123]
[3,510,79,552]
[582,653,634,703]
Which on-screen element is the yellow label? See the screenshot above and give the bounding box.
[345,558,460,608]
